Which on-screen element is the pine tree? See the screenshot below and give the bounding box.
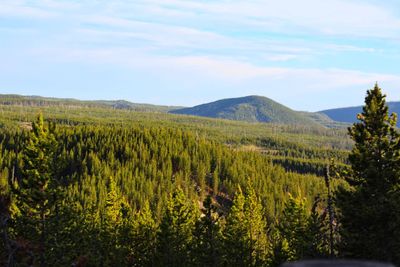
[130,201,157,267]
[335,84,400,263]
[306,196,330,258]
[156,187,197,267]
[277,193,309,261]
[223,186,268,266]
[271,195,330,266]
[246,187,268,266]
[102,176,131,266]
[14,114,58,266]
[0,170,14,266]
[212,167,219,196]
[269,230,291,267]
[193,196,222,267]
[223,187,247,266]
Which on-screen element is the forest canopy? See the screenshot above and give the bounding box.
[1,84,399,266]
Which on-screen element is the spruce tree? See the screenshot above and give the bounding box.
[335,84,400,263]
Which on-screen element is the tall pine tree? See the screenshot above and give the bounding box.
[336,84,400,264]
[129,201,157,267]
[223,185,268,266]
[14,114,59,267]
[193,196,222,267]
[156,187,197,267]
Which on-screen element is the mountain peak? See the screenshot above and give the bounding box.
[170,95,319,126]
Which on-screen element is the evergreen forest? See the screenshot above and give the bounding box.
[1,84,400,266]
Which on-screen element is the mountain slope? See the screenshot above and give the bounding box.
[0,94,182,112]
[170,95,321,126]
[320,101,400,126]
[299,112,349,128]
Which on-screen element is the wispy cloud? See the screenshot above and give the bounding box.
[2,0,396,60]
[29,43,400,88]
[120,0,400,38]
[0,0,399,110]
[0,1,56,19]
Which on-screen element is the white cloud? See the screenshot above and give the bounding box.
[324,44,377,53]
[79,15,235,50]
[0,1,56,18]
[29,42,400,90]
[2,0,395,62]
[117,0,400,39]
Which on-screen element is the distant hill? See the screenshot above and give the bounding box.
[0,94,181,113]
[8,93,387,128]
[170,95,324,126]
[299,111,350,128]
[320,101,400,126]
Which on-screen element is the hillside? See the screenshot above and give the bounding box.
[0,94,181,113]
[0,97,351,171]
[170,95,324,127]
[1,94,350,128]
[320,101,400,126]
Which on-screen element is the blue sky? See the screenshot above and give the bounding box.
[1,0,400,111]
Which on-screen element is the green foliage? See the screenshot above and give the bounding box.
[0,94,351,180]
[336,84,400,264]
[156,187,197,267]
[100,176,132,266]
[13,113,59,266]
[223,186,268,266]
[0,100,351,266]
[0,164,13,267]
[277,194,310,261]
[271,194,330,266]
[193,196,222,267]
[129,201,157,267]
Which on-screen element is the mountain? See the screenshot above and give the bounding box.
[170,95,323,126]
[3,93,370,128]
[320,101,400,126]
[299,111,349,128]
[0,94,182,113]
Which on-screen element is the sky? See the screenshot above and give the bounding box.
[1,0,400,111]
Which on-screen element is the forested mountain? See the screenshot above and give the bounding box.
[170,95,328,126]
[0,94,181,113]
[1,94,350,128]
[320,101,400,126]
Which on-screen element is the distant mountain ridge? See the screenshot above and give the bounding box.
[170,95,332,127]
[4,93,398,128]
[320,101,400,127]
[0,94,182,113]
